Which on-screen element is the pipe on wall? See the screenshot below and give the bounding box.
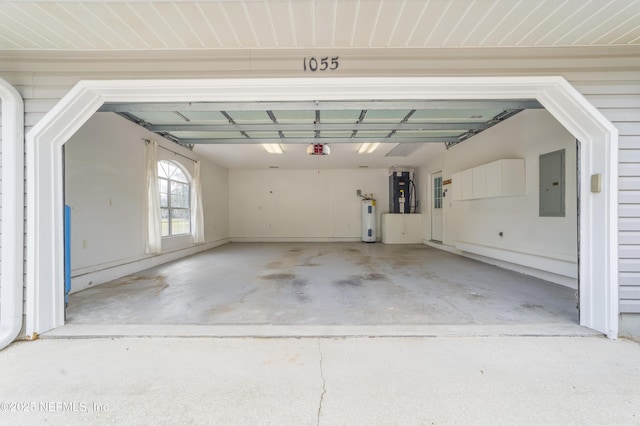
[0,77,25,350]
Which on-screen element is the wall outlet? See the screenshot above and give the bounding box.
[357,189,362,196]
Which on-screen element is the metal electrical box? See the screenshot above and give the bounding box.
[389,168,413,213]
[539,149,566,217]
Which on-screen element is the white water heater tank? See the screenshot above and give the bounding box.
[361,199,376,242]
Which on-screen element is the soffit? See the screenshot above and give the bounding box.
[1,0,639,50]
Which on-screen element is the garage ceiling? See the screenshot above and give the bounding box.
[1,0,639,50]
[98,99,543,169]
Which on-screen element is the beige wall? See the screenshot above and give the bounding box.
[65,112,229,291]
[229,168,388,241]
[421,109,578,287]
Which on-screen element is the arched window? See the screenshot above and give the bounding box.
[158,160,191,237]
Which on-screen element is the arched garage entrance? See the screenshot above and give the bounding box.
[25,77,619,337]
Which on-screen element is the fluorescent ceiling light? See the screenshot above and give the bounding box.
[262,143,283,154]
[358,142,380,154]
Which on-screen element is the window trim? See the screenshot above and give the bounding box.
[433,176,443,210]
[158,160,192,238]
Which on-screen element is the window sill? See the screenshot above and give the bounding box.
[161,234,191,240]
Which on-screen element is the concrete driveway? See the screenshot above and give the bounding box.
[0,335,639,425]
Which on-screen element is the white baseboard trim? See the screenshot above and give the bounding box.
[424,240,458,253]
[423,239,578,289]
[70,238,230,293]
[230,237,365,243]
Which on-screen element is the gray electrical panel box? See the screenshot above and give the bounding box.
[539,149,566,217]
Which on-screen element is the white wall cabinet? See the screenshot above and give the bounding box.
[461,168,474,200]
[472,164,488,198]
[452,159,524,201]
[452,168,473,201]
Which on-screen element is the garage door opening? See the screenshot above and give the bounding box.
[25,77,619,338]
[60,105,580,333]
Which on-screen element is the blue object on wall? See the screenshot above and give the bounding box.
[64,205,71,308]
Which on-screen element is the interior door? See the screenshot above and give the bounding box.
[431,171,443,242]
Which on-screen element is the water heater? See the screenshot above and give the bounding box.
[361,199,376,242]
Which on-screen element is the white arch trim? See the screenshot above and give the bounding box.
[25,77,619,338]
[0,77,24,350]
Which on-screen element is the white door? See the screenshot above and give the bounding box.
[431,172,443,242]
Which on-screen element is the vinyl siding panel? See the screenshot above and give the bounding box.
[615,123,640,136]
[564,75,640,313]
[620,273,640,287]
[620,299,640,313]
[620,218,640,231]
[620,204,640,218]
[619,150,640,163]
[601,110,640,123]
[619,231,640,245]
[584,81,640,314]
[620,286,640,300]
[618,137,640,149]
[620,245,640,259]
[620,177,640,190]
[582,95,640,109]
[620,191,640,205]
[620,259,640,273]
[620,155,640,172]
[0,50,638,316]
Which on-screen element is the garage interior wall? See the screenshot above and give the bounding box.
[420,109,578,288]
[67,109,577,291]
[66,112,392,286]
[64,112,229,293]
[229,168,389,242]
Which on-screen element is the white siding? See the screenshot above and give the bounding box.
[576,81,640,314]
[0,49,638,313]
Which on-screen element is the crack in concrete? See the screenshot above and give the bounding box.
[317,339,326,426]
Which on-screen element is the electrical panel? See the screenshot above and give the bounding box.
[389,168,413,213]
[539,149,566,217]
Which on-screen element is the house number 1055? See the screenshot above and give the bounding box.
[303,56,339,72]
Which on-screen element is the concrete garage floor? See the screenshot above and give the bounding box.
[63,243,580,335]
